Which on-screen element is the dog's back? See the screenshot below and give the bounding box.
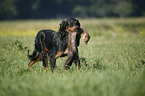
[35,30,57,52]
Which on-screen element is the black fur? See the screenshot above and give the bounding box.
[27,18,83,71]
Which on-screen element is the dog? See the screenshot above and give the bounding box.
[27,18,90,71]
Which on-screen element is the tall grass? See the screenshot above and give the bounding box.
[0,18,145,96]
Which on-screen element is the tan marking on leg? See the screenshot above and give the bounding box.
[77,65,80,72]
[55,51,64,58]
[28,61,36,68]
[37,55,42,61]
[44,47,49,52]
[64,48,68,54]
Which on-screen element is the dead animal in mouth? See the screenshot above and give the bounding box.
[64,31,81,70]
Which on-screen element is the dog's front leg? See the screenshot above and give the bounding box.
[73,47,80,71]
[74,55,80,71]
[64,51,74,69]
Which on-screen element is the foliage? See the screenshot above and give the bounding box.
[0,18,145,96]
[0,0,145,20]
[0,0,17,19]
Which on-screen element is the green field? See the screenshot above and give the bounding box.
[0,18,145,96]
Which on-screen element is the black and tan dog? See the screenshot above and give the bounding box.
[27,18,90,71]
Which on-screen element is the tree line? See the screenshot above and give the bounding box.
[0,0,145,20]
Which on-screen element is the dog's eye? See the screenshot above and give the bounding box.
[69,21,74,27]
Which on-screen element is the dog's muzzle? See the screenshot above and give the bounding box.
[67,26,80,32]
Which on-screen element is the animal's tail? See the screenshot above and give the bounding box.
[27,49,38,59]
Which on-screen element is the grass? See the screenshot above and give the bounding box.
[0,18,145,96]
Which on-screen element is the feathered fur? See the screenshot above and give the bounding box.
[27,18,82,71]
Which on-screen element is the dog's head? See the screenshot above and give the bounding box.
[66,18,80,32]
[59,18,81,38]
[66,18,90,45]
[59,18,80,32]
[59,18,90,44]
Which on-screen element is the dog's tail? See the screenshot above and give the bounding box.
[27,49,38,59]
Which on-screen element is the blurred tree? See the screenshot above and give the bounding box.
[114,1,133,17]
[16,0,39,19]
[132,0,145,16]
[72,6,88,17]
[0,0,145,20]
[0,0,17,19]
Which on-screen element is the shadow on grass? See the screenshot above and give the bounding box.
[92,59,106,71]
[80,57,106,71]
[80,58,88,67]
[142,60,145,65]
[16,57,108,74]
[16,68,32,75]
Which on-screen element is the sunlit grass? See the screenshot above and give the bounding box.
[0,18,145,37]
[0,18,145,96]
[0,19,60,36]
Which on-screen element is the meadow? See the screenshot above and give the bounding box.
[0,18,145,96]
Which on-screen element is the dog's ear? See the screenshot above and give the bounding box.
[60,20,68,31]
[59,20,68,38]
[75,19,80,27]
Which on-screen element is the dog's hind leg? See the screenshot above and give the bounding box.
[27,49,38,59]
[40,51,49,70]
[36,32,49,70]
[48,52,56,72]
[28,60,37,68]
[28,56,38,68]
[28,50,39,68]
[45,53,49,70]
